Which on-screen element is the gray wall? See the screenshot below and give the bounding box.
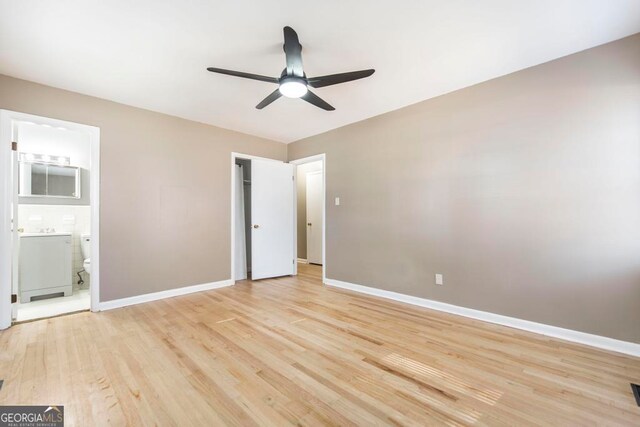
[296,161,322,259]
[0,74,286,302]
[288,34,640,343]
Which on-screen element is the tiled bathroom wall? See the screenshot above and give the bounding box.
[18,204,91,290]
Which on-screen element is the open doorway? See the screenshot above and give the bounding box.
[290,154,326,283]
[296,161,323,264]
[0,111,100,327]
[230,153,325,284]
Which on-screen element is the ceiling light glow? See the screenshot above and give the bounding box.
[279,78,308,98]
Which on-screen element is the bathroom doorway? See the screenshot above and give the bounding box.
[0,110,100,327]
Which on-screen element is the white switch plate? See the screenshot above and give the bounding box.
[435,274,444,285]
[335,197,340,206]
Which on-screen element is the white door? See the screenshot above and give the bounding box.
[251,159,295,280]
[306,171,323,265]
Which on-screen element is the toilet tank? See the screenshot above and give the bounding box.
[81,234,91,259]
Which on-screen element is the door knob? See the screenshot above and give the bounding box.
[253,224,260,229]
[307,223,312,226]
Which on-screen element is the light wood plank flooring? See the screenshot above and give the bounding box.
[1,263,639,425]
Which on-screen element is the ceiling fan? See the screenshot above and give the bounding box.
[207,26,374,111]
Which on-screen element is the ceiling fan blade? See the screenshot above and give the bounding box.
[301,90,335,111]
[256,88,282,109]
[207,67,278,84]
[308,69,375,88]
[283,26,304,77]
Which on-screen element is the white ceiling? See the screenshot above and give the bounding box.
[1,1,639,143]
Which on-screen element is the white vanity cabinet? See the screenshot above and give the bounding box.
[19,233,72,302]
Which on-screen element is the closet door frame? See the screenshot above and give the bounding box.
[230,152,295,282]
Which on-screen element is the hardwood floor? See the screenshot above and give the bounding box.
[1,263,639,425]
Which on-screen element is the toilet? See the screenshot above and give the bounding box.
[81,234,91,275]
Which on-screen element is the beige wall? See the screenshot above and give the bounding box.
[0,74,286,301]
[288,34,640,343]
[296,161,323,259]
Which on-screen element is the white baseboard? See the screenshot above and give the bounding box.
[297,258,308,264]
[99,279,234,311]
[324,278,640,358]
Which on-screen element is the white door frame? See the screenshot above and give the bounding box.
[290,154,326,284]
[230,152,293,282]
[0,110,100,329]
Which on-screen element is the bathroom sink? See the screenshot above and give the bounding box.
[19,232,73,302]
[20,232,72,237]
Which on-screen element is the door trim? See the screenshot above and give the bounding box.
[0,110,100,329]
[290,154,326,284]
[230,152,289,282]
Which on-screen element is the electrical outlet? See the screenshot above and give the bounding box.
[435,274,444,285]
[335,197,340,206]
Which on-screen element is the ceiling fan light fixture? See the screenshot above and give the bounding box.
[279,77,307,98]
[207,26,374,110]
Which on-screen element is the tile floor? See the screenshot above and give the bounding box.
[16,289,90,322]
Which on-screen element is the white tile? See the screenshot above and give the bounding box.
[16,289,90,322]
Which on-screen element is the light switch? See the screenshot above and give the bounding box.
[335,197,340,206]
[435,274,444,285]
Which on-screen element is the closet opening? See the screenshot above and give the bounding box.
[231,153,295,282]
[234,158,252,280]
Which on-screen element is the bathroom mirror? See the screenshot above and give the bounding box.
[19,161,81,199]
